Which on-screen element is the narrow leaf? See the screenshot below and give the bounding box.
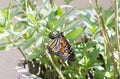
[22,37,36,49]
[66,27,84,41]
[63,19,83,32]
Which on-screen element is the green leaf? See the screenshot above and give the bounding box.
[94,70,106,79]
[54,19,67,29]
[66,27,84,41]
[22,32,42,49]
[86,41,97,49]
[14,42,23,47]
[27,52,41,60]
[0,43,13,51]
[10,6,22,19]
[22,37,36,49]
[0,26,4,33]
[64,0,73,4]
[0,46,6,51]
[0,33,9,40]
[0,9,6,18]
[106,12,114,25]
[48,11,54,23]
[0,9,6,24]
[63,19,83,32]
[27,13,37,25]
[55,6,63,16]
[87,49,100,67]
[59,7,74,20]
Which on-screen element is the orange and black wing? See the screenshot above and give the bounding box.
[47,37,61,55]
[47,32,75,61]
[59,36,75,61]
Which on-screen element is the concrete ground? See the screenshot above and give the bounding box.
[0,49,23,79]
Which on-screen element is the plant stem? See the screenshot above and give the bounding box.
[114,0,120,62]
[43,43,65,79]
[100,15,117,79]
[10,36,27,61]
[114,0,119,78]
[114,0,119,51]
[95,1,117,79]
[88,0,112,63]
[88,0,117,78]
[17,47,27,61]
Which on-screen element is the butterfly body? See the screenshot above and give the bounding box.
[47,32,75,61]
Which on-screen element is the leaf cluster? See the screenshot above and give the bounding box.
[0,0,119,79]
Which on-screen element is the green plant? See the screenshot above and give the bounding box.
[0,0,120,79]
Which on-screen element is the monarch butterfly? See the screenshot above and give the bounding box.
[47,31,75,61]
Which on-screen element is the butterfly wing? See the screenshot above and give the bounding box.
[47,37,61,55]
[47,32,75,61]
[59,36,75,61]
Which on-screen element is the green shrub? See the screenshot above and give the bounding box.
[0,0,119,79]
